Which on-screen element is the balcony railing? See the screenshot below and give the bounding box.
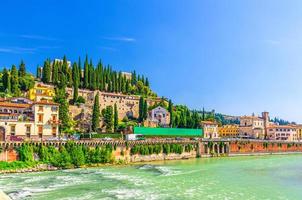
[48,119,61,125]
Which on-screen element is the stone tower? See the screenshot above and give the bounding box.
[262,111,270,139]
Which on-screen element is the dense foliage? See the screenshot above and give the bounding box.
[130,143,194,155]
[0,61,35,97]
[38,55,156,97]
[17,142,114,169]
[92,93,100,131]
[172,105,201,128]
[102,106,114,132]
[0,161,36,170]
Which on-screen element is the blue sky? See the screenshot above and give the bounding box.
[1,0,302,122]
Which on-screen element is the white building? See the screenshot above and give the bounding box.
[0,98,59,141]
[268,125,298,141]
[149,106,170,126]
[201,121,219,139]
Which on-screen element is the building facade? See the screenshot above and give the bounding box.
[239,112,269,139]
[0,98,59,141]
[28,83,55,101]
[267,125,298,141]
[201,121,219,139]
[148,106,170,127]
[218,124,239,138]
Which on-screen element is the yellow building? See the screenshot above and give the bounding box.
[218,124,239,138]
[29,83,55,101]
[295,125,302,141]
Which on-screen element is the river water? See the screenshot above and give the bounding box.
[1,155,302,200]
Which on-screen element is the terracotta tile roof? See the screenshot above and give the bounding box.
[0,102,31,108]
[34,101,59,106]
[268,125,296,129]
[201,121,218,125]
[240,115,263,120]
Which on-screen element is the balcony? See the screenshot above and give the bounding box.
[48,119,61,125]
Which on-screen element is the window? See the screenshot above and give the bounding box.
[10,125,16,136]
[51,106,58,112]
[36,89,42,94]
[38,114,43,123]
[26,126,31,137]
[38,125,43,137]
[52,114,57,121]
[52,126,57,136]
[38,106,44,112]
[26,126,31,133]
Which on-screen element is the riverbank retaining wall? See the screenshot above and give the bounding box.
[1,139,302,162]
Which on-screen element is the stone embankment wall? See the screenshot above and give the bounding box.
[1,139,302,162]
[113,146,197,163]
[229,140,302,154]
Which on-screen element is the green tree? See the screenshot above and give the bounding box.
[138,97,144,122]
[70,145,85,167]
[42,60,51,83]
[84,55,89,88]
[11,65,21,96]
[103,106,113,132]
[114,103,118,132]
[72,62,79,103]
[19,74,35,91]
[2,68,11,93]
[52,62,59,84]
[143,99,148,120]
[36,66,42,79]
[92,93,100,132]
[54,75,71,133]
[18,60,26,77]
[168,100,173,127]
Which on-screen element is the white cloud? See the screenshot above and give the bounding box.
[19,34,60,41]
[101,36,136,42]
[0,46,60,54]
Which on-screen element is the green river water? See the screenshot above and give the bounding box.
[1,155,302,200]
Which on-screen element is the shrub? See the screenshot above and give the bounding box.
[18,144,34,162]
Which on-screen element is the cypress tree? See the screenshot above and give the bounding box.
[89,59,94,89]
[67,67,73,87]
[36,66,41,79]
[168,100,173,127]
[143,100,148,120]
[78,57,82,88]
[52,62,59,84]
[18,60,26,77]
[103,106,113,132]
[131,70,137,85]
[42,60,51,83]
[145,78,149,87]
[59,98,71,132]
[84,55,89,88]
[92,93,100,132]
[91,68,96,90]
[11,65,21,96]
[125,80,130,94]
[114,103,118,132]
[72,62,79,103]
[62,55,68,75]
[139,97,144,122]
[2,68,11,93]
